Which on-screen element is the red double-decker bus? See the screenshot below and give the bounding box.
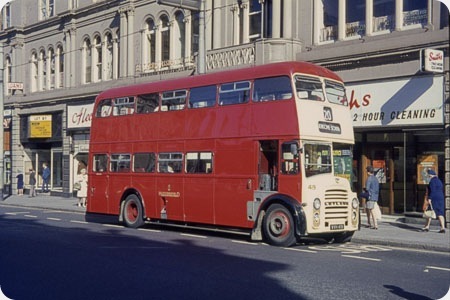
[86,61,359,246]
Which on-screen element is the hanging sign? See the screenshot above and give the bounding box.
[421,49,444,73]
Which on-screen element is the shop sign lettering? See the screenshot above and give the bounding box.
[68,104,94,129]
[348,76,444,128]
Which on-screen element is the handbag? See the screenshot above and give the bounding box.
[73,182,81,191]
[423,202,436,219]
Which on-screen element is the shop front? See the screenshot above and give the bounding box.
[67,103,93,194]
[19,112,64,194]
[348,75,446,215]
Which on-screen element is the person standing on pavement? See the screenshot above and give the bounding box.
[360,166,380,229]
[16,173,24,195]
[29,168,37,197]
[422,169,446,233]
[42,163,50,193]
[76,168,88,207]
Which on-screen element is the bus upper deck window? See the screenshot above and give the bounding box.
[137,93,159,113]
[253,76,293,102]
[161,90,187,111]
[113,97,135,116]
[96,99,112,117]
[189,85,217,108]
[325,80,348,106]
[295,75,324,101]
[219,81,250,105]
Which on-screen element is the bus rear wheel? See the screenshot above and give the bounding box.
[263,204,296,247]
[123,194,144,228]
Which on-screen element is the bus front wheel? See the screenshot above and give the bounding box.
[263,204,296,247]
[123,194,144,228]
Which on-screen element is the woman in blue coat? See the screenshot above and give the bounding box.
[422,169,445,233]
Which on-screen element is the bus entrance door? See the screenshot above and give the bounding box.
[258,141,278,191]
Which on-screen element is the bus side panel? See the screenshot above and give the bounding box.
[183,177,215,224]
[214,178,254,228]
[213,140,256,228]
[215,106,251,138]
[185,109,216,139]
[108,174,131,215]
[159,111,186,139]
[88,171,110,214]
[132,175,158,219]
[156,177,184,221]
[251,101,299,136]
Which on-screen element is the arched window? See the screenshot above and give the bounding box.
[143,18,156,71]
[93,35,102,81]
[39,49,46,91]
[31,52,38,92]
[56,45,64,88]
[48,47,55,90]
[83,38,92,84]
[104,32,113,80]
[174,11,186,62]
[5,56,11,95]
[160,15,170,63]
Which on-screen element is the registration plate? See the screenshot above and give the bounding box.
[330,224,344,230]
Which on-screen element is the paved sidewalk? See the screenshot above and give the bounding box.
[1,194,449,253]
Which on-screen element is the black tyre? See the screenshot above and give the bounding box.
[123,194,144,228]
[263,204,296,247]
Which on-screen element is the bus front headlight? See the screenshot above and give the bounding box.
[313,198,321,210]
[352,198,359,209]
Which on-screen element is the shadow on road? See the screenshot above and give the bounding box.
[0,213,307,300]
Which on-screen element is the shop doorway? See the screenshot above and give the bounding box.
[24,148,63,192]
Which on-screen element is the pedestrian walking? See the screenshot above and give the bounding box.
[422,169,446,233]
[42,163,50,193]
[16,173,24,196]
[29,168,37,197]
[359,166,380,229]
[76,168,88,207]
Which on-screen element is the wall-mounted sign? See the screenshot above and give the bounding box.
[29,115,52,138]
[348,76,444,128]
[422,49,444,73]
[7,82,23,90]
[67,104,94,129]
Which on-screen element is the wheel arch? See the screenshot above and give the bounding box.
[253,194,306,240]
[119,188,146,223]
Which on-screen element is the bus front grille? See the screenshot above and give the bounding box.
[324,189,349,221]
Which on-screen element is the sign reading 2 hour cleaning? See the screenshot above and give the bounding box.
[29,115,52,138]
